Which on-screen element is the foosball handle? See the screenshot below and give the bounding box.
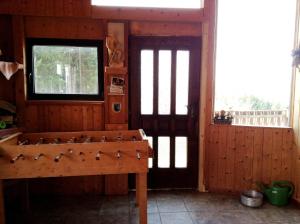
[10,154,25,163]
[116,150,121,159]
[96,151,102,160]
[18,139,29,145]
[136,150,141,160]
[36,138,44,145]
[34,153,44,160]
[54,153,64,162]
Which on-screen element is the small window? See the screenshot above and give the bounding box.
[92,0,203,9]
[26,38,104,100]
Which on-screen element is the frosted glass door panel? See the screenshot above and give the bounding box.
[176,51,190,115]
[158,50,172,115]
[158,137,170,168]
[175,137,188,168]
[141,50,154,114]
[146,136,153,168]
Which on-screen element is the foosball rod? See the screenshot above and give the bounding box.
[10,154,25,163]
[84,136,92,143]
[36,138,44,145]
[54,153,64,162]
[34,153,44,160]
[18,139,29,145]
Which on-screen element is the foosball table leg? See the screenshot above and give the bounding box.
[0,180,5,224]
[136,173,147,224]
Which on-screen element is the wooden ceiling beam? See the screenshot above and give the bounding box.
[0,0,205,23]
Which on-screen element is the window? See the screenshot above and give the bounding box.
[26,38,103,100]
[214,0,297,127]
[92,0,203,9]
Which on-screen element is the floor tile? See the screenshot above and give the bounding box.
[160,212,193,224]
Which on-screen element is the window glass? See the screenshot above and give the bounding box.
[176,51,190,115]
[141,50,154,114]
[215,0,297,127]
[33,46,98,95]
[175,137,188,168]
[92,0,203,9]
[158,50,172,115]
[27,39,103,100]
[158,137,170,168]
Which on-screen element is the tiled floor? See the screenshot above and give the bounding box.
[6,190,300,224]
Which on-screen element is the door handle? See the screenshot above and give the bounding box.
[186,104,195,118]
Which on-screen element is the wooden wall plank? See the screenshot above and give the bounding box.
[216,125,227,191]
[208,125,219,190]
[224,126,236,192]
[271,129,283,181]
[281,129,294,180]
[234,127,245,191]
[25,16,104,39]
[92,7,204,22]
[0,0,92,18]
[130,21,202,36]
[244,127,254,189]
[252,128,264,184]
[262,128,273,185]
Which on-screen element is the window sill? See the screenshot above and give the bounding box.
[210,123,292,130]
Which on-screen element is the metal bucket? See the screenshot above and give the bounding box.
[240,190,263,208]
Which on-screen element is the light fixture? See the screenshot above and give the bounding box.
[0,49,23,80]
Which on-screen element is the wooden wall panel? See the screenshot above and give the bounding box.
[0,0,92,18]
[25,17,104,39]
[205,125,296,195]
[130,21,202,36]
[24,103,105,132]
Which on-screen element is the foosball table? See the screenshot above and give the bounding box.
[0,129,151,224]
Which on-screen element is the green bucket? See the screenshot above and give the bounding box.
[258,181,294,206]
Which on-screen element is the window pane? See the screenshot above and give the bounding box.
[141,50,154,114]
[175,137,187,168]
[92,0,203,9]
[146,136,153,168]
[176,51,190,115]
[158,50,171,115]
[33,46,98,95]
[214,0,296,127]
[158,137,170,168]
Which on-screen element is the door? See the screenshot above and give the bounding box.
[129,37,201,189]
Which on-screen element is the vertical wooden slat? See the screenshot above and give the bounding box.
[61,105,72,131]
[271,129,283,181]
[262,128,273,184]
[93,104,104,130]
[208,125,219,190]
[216,125,227,191]
[24,105,38,132]
[244,127,254,189]
[224,126,236,192]
[281,129,293,180]
[252,128,264,184]
[48,105,61,131]
[234,127,245,191]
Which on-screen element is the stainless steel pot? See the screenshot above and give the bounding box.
[240,190,263,208]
